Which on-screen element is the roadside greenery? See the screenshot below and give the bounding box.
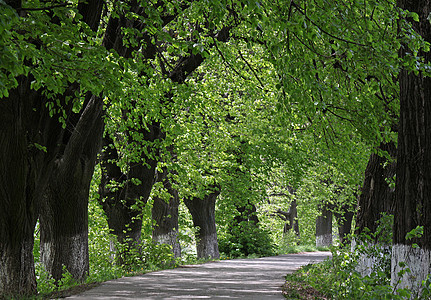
[283,219,431,299]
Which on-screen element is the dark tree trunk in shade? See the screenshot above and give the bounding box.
[353,142,395,276]
[184,191,220,259]
[152,170,181,258]
[271,190,300,241]
[283,200,300,239]
[0,88,37,297]
[37,0,105,283]
[234,201,260,226]
[334,205,354,246]
[316,203,332,247]
[40,95,104,282]
[392,0,431,294]
[272,200,300,242]
[98,132,158,263]
[356,142,396,239]
[0,77,65,296]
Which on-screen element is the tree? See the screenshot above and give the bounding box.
[0,0,115,295]
[356,139,397,237]
[97,0,233,263]
[184,189,221,259]
[334,203,354,246]
[315,203,332,247]
[0,77,49,296]
[152,169,181,258]
[40,93,104,282]
[392,1,431,295]
[274,200,300,240]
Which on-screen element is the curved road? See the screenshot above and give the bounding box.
[67,252,331,299]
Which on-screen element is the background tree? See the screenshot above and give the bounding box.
[152,168,181,258]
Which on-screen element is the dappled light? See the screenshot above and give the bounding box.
[67,253,330,299]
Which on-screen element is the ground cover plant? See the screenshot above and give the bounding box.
[283,218,431,299]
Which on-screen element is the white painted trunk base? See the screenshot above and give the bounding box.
[316,233,332,248]
[197,232,219,259]
[154,231,181,258]
[391,244,431,298]
[352,241,390,277]
[41,232,89,281]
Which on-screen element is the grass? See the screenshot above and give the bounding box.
[282,263,331,300]
[280,244,330,254]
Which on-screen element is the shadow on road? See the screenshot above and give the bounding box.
[66,251,331,300]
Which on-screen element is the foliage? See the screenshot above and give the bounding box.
[87,193,123,282]
[283,215,431,299]
[218,220,276,258]
[34,262,57,295]
[256,0,401,146]
[294,163,361,245]
[113,238,175,274]
[279,243,326,255]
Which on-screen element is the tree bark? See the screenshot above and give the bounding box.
[392,1,431,295]
[36,0,106,283]
[98,131,159,264]
[356,142,396,238]
[0,77,64,296]
[234,201,260,226]
[152,170,181,258]
[334,204,354,246]
[184,190,220,259]
[315,203,332,247]
[39,95,104,282]
[282,200,300,239]
[0,103,37,296]
[351,142,396,275]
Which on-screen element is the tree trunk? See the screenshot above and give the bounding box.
[316,203,332,247]
[152,170,181,258]
[334,205,354,246]
[35,0,105,283]
[0,95,36,296]
[283,199,300,239]
[353,142,396,276]
[0,77,64,296]
[392,1,431,295]
[98,132,159,265]
[184,191,220,259]
[0,234,37,298]
[39,95,104,282]
[234,201,260,226]
[356,142,396,237]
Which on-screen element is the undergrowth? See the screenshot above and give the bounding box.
[283,214,431,299]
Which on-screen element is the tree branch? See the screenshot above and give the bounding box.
[18,3,72,11]
[291,1,366,47]
[238,49,266,90]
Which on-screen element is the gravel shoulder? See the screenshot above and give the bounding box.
[65,251,331,300]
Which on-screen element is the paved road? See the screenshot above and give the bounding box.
[67,252,331,299]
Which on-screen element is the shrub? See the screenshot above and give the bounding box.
[218,221,276,258]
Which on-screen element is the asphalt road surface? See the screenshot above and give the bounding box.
[66,251,331,300]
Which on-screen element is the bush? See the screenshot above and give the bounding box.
[283,214,431,299]
[218,221,276,258]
